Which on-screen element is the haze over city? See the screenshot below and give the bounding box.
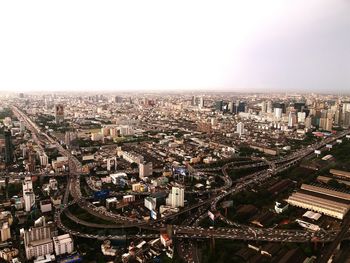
[0,0,350,93]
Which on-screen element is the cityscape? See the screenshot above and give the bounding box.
[0,92,350,262]
[1,1,350,262]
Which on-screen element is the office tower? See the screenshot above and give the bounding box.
[297,112,306,123]
[54,104,64,124]
[342,102,350,127]
[4,130,13,164]
[166,186,184,208]
[325,112,334,131]
[261,101,267,113]
[305,116,312,129]
[215,100,223,111]
[228,101,234,113]
[267,100,273,113]
[39,153,48,167]
[65,131,77,147]
[237,101,246,113]
[191,96,196,106]
[22,177,35,212]
[274,108,282,119]
[199,97,204,108]
[27,150,36,172]
[236,122,244,136]
[288,111,297,128]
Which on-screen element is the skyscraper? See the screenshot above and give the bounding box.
[55,104,64,124]
[288,111,297,128]
[22,176,35,212]
[236,122,244,136]
[215,100,223,111]
[4,130,13,164]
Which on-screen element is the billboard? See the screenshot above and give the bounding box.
[314,150,321,155]
[326,144,332,149]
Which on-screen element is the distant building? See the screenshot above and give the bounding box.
[4,129,13,164]
[288,111,297,128]
[236,122,244,136]
[54,104,64,124]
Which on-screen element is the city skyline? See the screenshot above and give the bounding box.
[0,0,349,93]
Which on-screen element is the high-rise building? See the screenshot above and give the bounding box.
[304,116,312,129]
[27,150,36,172]
[261,101,267,113]
[267,100,273,113]
[297,112,306,123]
[191,96,196,106]
[166,186,184,208]
[65,131,77,147]
[4,130,13,164]
[24,224,54,260]
[228,101,235,114]
[274,108,282,119]
[236,122,244,136]
[288,111,297,128]
[39,153,48,167]
[23,177,35,212]
[54,104,64,124]
[215,100,223,111]
[198,97,204,109]
[53,234,74,256]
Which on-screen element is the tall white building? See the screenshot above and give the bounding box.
[274,108,283,119]
[24,224,53,260]
[297,112,306,123]
[236,122,244,136]
[288,111,297,128]
[166,186,184,208]
[53,234,74,256]
[22,177,35,212]
[39,153,48,167]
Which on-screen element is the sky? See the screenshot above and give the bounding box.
[0,0,349,93]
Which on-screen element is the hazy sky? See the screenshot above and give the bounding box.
[0,0,349,93]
